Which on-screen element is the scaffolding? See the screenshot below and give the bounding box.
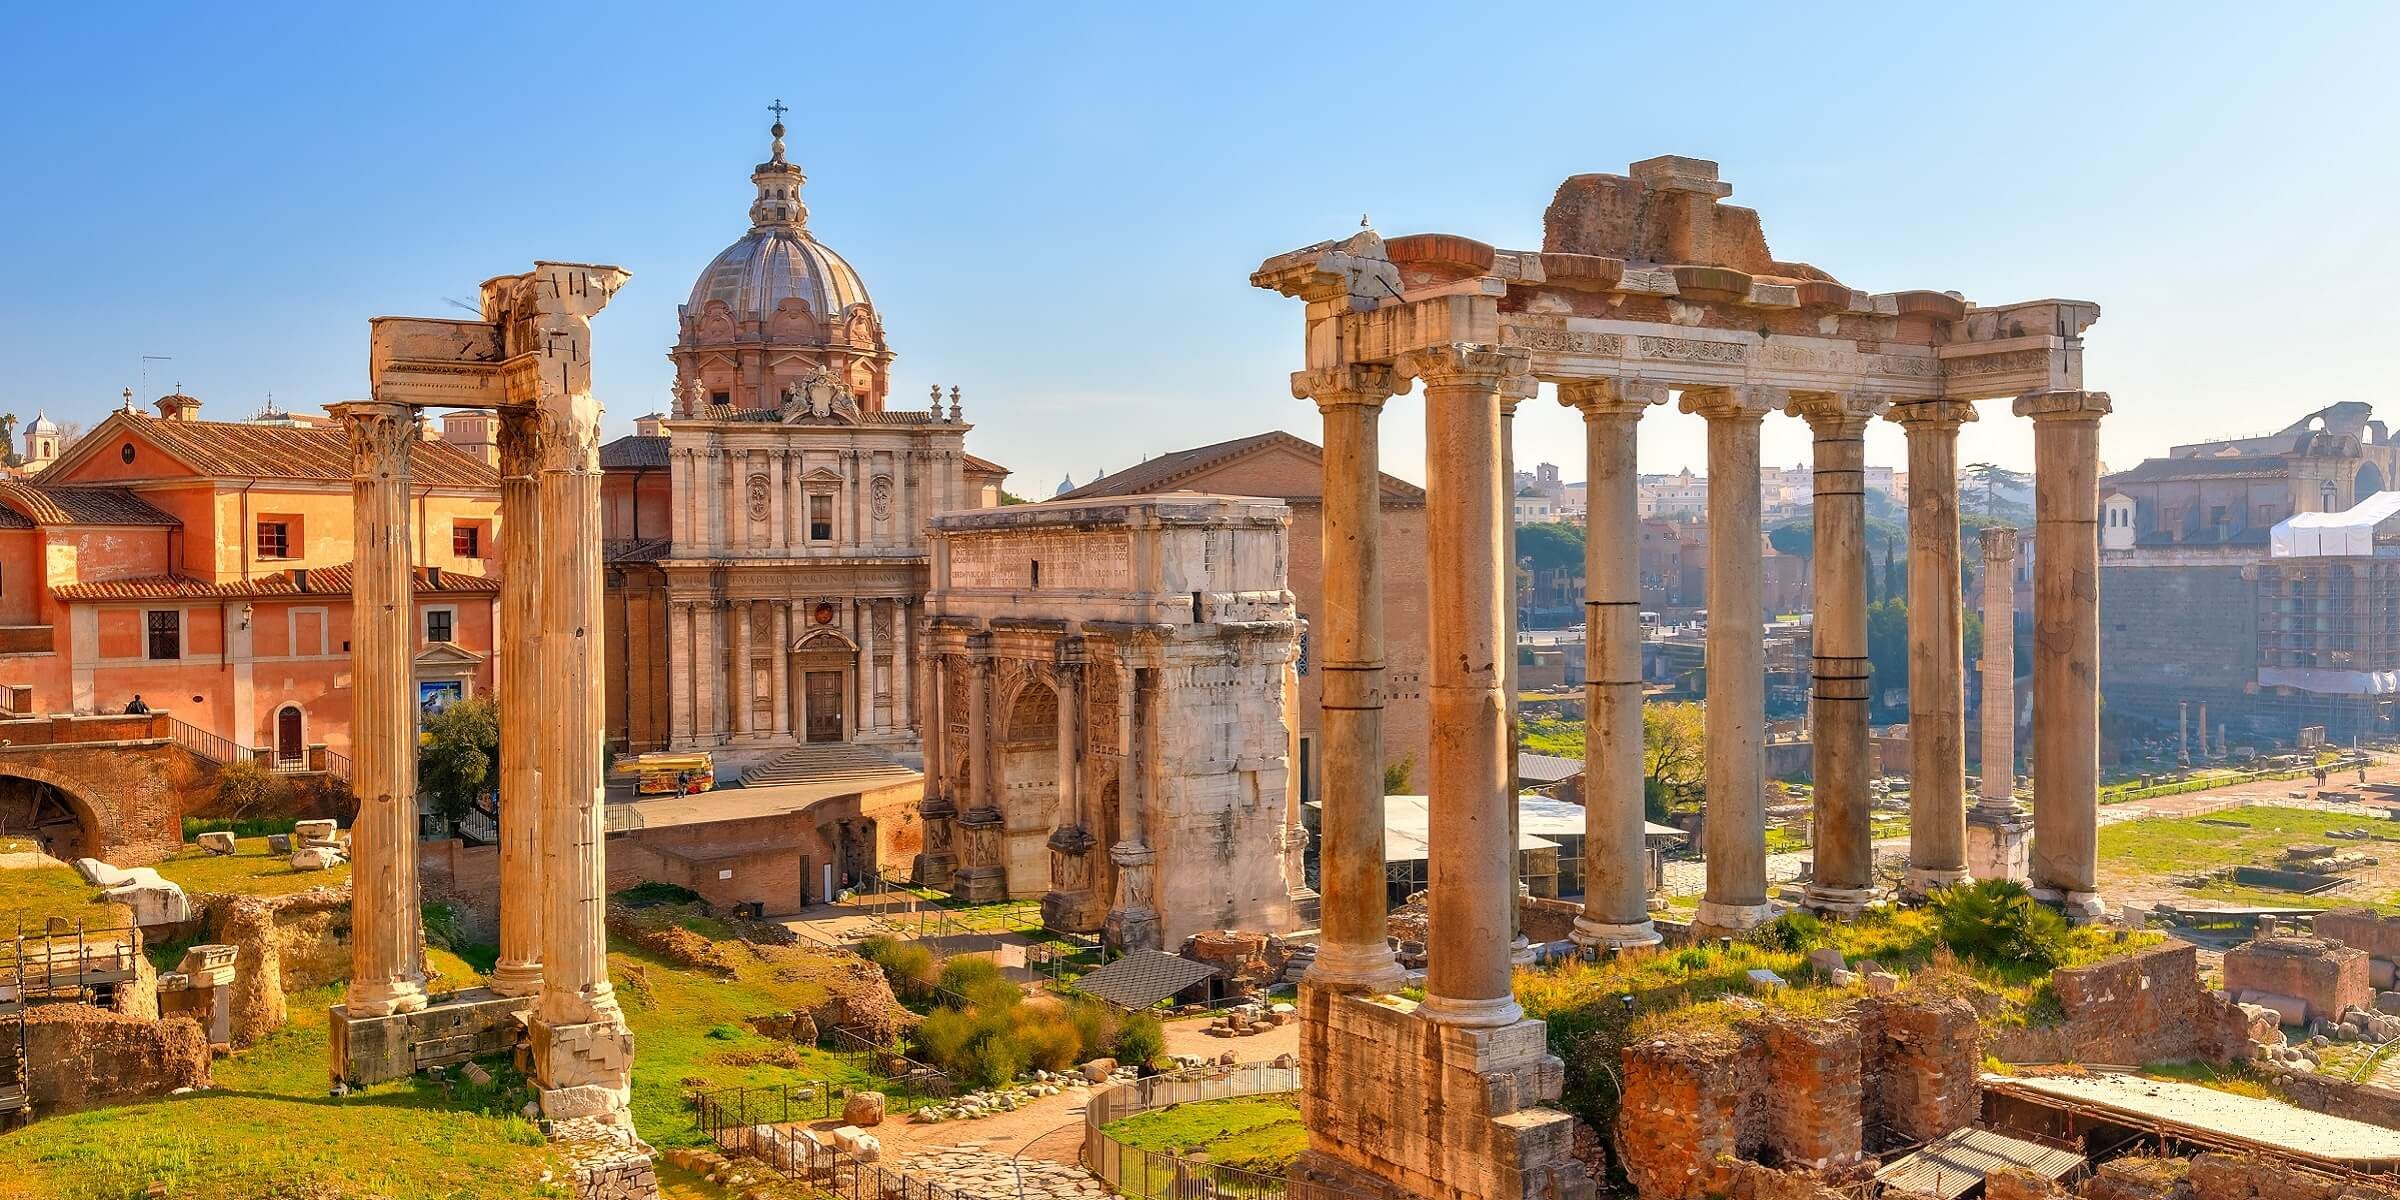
[0,915,141,1128]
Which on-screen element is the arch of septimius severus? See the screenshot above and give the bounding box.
[1256,155,2107,1200]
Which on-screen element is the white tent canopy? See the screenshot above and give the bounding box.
[2272,489,2400,557]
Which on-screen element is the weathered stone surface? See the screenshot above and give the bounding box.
[196,830,237,855]
[24,1003,210,1116]
[1617,1027,1756,1200]
[1858,994,1979,1149]
[290,845,343,871]
[2224,936,2370,1025]
[1994,943,2250,1065]
[842,1090,886,1127]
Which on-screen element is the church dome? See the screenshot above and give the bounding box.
[687,228,872,322]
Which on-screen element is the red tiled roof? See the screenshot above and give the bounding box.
[0,482,178,527]
[963,453,1009,477]
[1057,431,1425,505]
[53,563,499,602]
[95,416,498,489]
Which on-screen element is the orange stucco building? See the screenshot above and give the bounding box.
[0,395,503,763]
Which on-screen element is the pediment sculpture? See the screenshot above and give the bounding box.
[781,367,861,425]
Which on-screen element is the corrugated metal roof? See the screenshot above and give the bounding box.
[1876,1126,2083,1200]
[1074,950,1220,1011]
[1519,752,1585,784]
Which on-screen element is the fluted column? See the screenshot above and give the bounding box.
[489,406,545,997]
[919,650,957,888]
[953,638,1006,900]
[1680,386,1780,934]
[1789,391,1884,914]
[1561,378,1666,948]
[770,601,791,739]
[732,601,754,738]
[333,400,427,1018]
[1403,343,1532,1028]
[2017,390,2112,920]
[668,601,694,749]
[1105,653,1161,952]
[894,602,913,734]
[1293,365,1404,994]
[858,599,878,736]
[1892,400,1977,898]
[529,266,636,1125]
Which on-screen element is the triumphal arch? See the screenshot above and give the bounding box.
[1254,156,2108,1200]
[918,494,1309,950]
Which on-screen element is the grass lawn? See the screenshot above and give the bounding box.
[151,836,353,897]
[2098,806,2397,878]
[1102,1094,1307,1174]
[0,857,120,932]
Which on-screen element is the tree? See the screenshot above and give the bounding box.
[419,696,500,834]
[1960,462,2033,521]
[1516,522,1585,574]
[210,757,290,821]
[1382,756,1414,796]
[1642,701,1706,821]
[1866,597,1909,712]
[1766,517,1813,559]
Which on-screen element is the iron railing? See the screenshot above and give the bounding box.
[166,717,242,766]
[821,1025,955,1099]
[1082,1062,1303,1200]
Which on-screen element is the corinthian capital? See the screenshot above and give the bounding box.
[1290,364,1398,408]
[497,407,544,480]
[535,408,601,474]
[1397,343,1535,398]
[1784,390,1887,437]
[1885,398,1981,432]
[2011,389,2112,422]
[330,401,417,481]
[1557,378,1670,418]
[1677,385,1781,422]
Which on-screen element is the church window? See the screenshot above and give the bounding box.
[146,610,180,660]
[809,494,834,541]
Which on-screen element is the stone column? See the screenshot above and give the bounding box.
[2178,701,2191,766]
[954,638,1006,901]
[670,448,692,551]
[858,599,878,735]
[1403,343,1531,1028]
[845,450,863,551]
[1042,652,1101,931]
[1561,378,1666,948]
[1788,391,1883,914]
[2016,390,2112,921]
[693,604,718,744]
[787,452,805,547]
[2197,702,2210,761]
[1106,655,1162,952]
[1968,525,2031,882]
[732,601,754,739]
[722,447,741,551]
[528,266,637,1125]
[333,400,428,1018]
[767,450,787,554]
[1680,385,1779,934]
[920,650,957,888]
[1500,392,1526,958]
[668,601,693,749]
[1281,654,1311,903]
[894,602,913,734]
[1292,365,1404,993]
[770,602,791,740]
[1892,400,1976,898]
[489,406,544,998]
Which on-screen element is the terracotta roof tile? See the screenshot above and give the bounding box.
[1058,431,1425,505]
[962,453,1009,476]
[0,482,178,527]
[600,435,670,470]
[53,563,499,602]
[121,417,497,488]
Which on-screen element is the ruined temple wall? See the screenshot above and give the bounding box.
[1857,994,1981,1148]
[2223,937,2370,1025]
[2314,909,2400,961]
[1991,943,2249,1065]
[24,1003,210,1115]
[1618,1028,1758,1200]
[1148,638,1299,945]
[206,885,352,1046]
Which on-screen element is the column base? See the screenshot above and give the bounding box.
[343,975,429,1020]
[1568,916,1661,950]
[532,1014,638,1126]
[1510,935,1537,967]
[1040,887,1106,934]
[1103,904,1162,954]
[1901,866,1969,899]
[1417,991,1525,1029]
[1799,885,1880,917]
[1305,940,1408,995]
[1965,807,2034,884]
[1693,899,1776,935]
[486,961,543,999]
[950,865,1008,904]
[2031,885,2107,924]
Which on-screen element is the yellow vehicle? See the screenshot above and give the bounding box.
[614,752,715,796]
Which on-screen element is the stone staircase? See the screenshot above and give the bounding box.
[736,743,917,789]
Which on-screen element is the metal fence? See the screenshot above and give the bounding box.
[697,1083,988,1200]
[1082,1062,1303,1200]
[821,1025,955,1100]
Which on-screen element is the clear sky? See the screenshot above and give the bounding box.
[3,5,2394,493]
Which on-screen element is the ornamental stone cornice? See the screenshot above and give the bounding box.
[2012,389,2113,421]
[1397,343,1535,398]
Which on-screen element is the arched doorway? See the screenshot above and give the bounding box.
[791,627,857,744]
[0,774,99,862]
[998,681,1061,896]
[274,705,306,768]
[2358,462,2385,504]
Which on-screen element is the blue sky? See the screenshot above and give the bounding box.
[3,5,2394,493]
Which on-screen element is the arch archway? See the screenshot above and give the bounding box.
[2358,462,2385,504]
[997,680,1062,896]
[0,771,100,862]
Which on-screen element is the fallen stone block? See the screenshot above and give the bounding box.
[73,858,136,887]
[2377,958,2398,991]
[2241,990,2308,1026]
[266,834,291,853]
[196,831,237,856]
[1080,1057,1117,1083]
[101,872,189,927]
[460,1062,491,1086]
[1806,947,1846,974]
[290,846,343,871]
[1746,968,1787,990]
[850,1133,881,1162]
[1865,970,1900,995]
[294,819,338,845]
[843,1090,885,1127]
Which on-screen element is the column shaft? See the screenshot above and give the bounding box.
[2017,390,2111,918]
[1563,382,1662,946]
[693,605,718,744]
[668,602,693,749]
[536,408,617,1027]
[670,449,691,551]
[769,451,787,554]
[1684,387,1774,933]
[1296,367,1403,993]
[490,407,544,997]
[770,602,791,738]
[1792,393,1880,912]
[1979,527,2019,807]
[1896,402,1974,896]
[1409,344,1527,1028]
[894,603,913,733]
[858,599,878,735]
[335,401,427,1018]
[732,601,754,738]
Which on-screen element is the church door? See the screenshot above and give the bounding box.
[275,706,305,767]
[805,671,845,743]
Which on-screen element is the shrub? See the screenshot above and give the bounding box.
[614,881,704,909]
[961,1033,1026,1089]
[706,1024,741,1041]
[938,956,1021,1010]
[208,758,290,822]
[181,815,299,841]
[1019,1013,1084,1073]
[1066,996,1122,1060]
[1115,1013,1165,1070]
[1750,911,1827,955]
[1929,879,2069,973]
[915,1007,976,1068]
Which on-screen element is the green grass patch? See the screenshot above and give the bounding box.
[2099,806,2397,877]
[1103,1094,1307,1174]
[180,816,299,841]
[151,837,352,898]
[0,857,120,931]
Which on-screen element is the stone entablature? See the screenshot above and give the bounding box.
[921,495,1306,949]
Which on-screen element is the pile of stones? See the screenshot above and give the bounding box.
[275,820,349,871]
[911,1061,1135,1124]
[900,1146,1114,1200]
[1202,1002,1295,1037]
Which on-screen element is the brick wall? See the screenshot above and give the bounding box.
[0,727,199,865]
[2223,936,2370,1024]
[2045,943,2249,1065]
[1858,994,1981,1148]
[2313,909,2400,961]
[24,1003,211,1116]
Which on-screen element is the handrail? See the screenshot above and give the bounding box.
[166,717,241,766]
[1082,1062,1306,1199]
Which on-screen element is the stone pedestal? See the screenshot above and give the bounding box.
[332,989,536,1086]
[1103,840,1161,952]
[917,794,958,891]
[1965,805,2033,884]
[952,809,1007,903]
[1040,823,1105,932]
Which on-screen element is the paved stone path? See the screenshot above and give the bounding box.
[900,1146,1114,1200]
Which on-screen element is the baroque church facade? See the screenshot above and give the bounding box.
[603,119,1007,761]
